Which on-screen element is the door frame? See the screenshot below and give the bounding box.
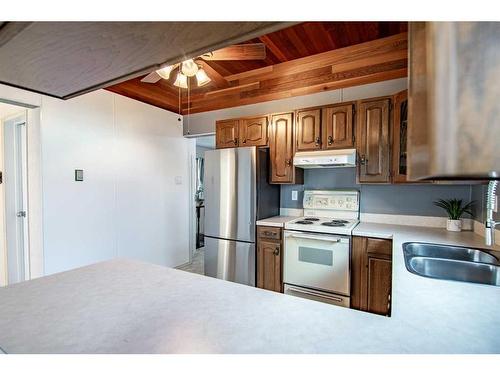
[0,100,43,286]
[185,132,215,266]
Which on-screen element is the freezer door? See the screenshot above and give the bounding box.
[204,147,256,242]
[204,237,255,286]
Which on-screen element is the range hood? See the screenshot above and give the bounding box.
[293,149,357,168]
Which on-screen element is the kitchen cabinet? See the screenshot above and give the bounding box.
[216,116,268,149]
[215,119,239,149]
[351,236,393,316]
[356,98,391,183]
[295,109,322,151]
[392,90,408,183]
[257,226,282,293]
[269,112,303,184]
[408,22,500,180]
[239,116,268,147]
[322,103,355,149]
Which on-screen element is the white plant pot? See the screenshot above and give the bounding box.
[446,219,462,232]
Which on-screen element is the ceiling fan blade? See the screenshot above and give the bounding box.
[201,43,266,61]
[140,71,162,83]
[197,60,229,89]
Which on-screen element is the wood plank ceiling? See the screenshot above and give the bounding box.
[106,22,408,114]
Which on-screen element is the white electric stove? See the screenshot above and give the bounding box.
[284,190,360,235]
[283,190,360,308]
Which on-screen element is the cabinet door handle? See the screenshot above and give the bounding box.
[242,138,246,144]
[285,159,292,166]
[273,247,280,256]
[360,154,367,165]
[328,136,333,145]
[315,137,321,146]
[233,138,238,145]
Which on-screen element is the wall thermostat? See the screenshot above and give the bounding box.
[75,169,84,181]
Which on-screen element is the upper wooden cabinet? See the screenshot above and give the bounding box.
[239,116,268,147]
[216,119,239,149]
[351,236,393,316]
[269,112,303,184]
[392,90,408,183]
[322,103,355,149]
[295,109,322,151]
[356,98,391,183]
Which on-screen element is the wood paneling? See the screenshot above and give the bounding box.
[106,23,408,114]
[322,103,354,149]
[215,119,239,148]
[239,116,268,147]
[295,109,322,151]
[357,98,391,183]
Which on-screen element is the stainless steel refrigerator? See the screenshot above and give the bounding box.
[204,147,280,286]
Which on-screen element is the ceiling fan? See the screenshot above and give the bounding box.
[140,43,266,89]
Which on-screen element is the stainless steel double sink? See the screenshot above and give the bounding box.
[403,242,500,286]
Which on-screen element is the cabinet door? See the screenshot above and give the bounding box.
[269,113,295,183]
[367,256,392,316]
[239,116,268,147]
[392,90,408,183]
[357,99,391,183]
[216,119,239,149]
[295,109,321,151]
[257,239,282,292]
[350,236,392,316]
[322,104,354,149]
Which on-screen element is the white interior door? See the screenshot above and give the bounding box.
[4,112,29,284]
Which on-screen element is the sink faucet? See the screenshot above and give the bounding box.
[485,180,500,246]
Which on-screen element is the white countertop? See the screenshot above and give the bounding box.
[0,224,499,353]
[256,215,298,227]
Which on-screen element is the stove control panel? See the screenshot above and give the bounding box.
[303,190,359,211]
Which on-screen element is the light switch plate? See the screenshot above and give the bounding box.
[75,169,84,181]
[292,190,298,201]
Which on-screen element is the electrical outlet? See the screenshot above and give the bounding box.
[292,190,298,201]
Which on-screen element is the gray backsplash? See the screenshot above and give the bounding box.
[280,168,476,218]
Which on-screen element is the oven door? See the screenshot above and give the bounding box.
[284,230,350,295]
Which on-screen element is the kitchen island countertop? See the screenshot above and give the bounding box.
[0,223,499,353]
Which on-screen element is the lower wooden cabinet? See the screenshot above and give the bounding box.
[257,226,282,293]
[351,236,393,316]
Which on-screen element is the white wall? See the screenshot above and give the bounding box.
[40,90,192,274]
[183,78,408,136]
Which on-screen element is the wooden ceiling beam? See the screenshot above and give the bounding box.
[225,32,407,83]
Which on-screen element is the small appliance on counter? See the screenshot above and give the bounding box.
[283,190,360,307]
[204,147,280,286]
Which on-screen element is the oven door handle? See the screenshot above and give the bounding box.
[286,286,344,303]
[286,233,343,243]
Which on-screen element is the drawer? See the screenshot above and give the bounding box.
[366,237,392,257]
[257,226,281,241]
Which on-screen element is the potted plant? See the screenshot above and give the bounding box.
[433,199,474,232]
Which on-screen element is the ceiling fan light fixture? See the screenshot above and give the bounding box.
[181,59,199,77]
[173,72,188,89]
[195,68,211,87]
[156,65,174,80]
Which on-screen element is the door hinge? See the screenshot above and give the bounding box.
[16,210,27,218]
